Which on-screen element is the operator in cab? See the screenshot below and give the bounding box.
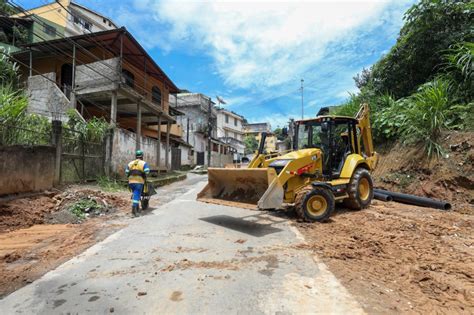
[125,150,150,217]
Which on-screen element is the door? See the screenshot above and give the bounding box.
[197,152,205,165]
[61,63,73,98]
[171,147,181,170]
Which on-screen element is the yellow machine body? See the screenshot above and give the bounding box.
[197,104,378,210]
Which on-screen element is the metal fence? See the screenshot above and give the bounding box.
[61,129,105,183]
[0,123,52,146]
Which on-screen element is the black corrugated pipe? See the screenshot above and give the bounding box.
[374,189,452,211]
[374,191,393,202]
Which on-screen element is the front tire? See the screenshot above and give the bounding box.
[295,187,335,222]
[344,167,373,210]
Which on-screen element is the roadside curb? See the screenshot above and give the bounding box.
[147,173,187,187]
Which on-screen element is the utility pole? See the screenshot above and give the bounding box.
[186,117,190,144]
[207,97,212,167]
[300,78,304,119]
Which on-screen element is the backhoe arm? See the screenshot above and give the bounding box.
[356,103,378,170]
[248,132,267,168]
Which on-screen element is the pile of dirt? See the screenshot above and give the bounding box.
[0,186,130,298]
[0,194,56,233]
[0,188,129,233]
[45,189,129,224]
[374,131,473,214]
[295,200,473,313]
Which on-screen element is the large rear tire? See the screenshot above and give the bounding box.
[295,186,335,222]
[343,167,373,210]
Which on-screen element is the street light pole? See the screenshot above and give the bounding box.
[301,79,304,119]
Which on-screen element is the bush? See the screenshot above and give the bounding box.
[68,198,103,219]
[65,109,111,142]
[398,78,465,156]
[97,176,125,192]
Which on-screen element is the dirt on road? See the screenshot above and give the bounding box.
[0,187,130,297]
[296,132,473,313]
[296,200,473,314]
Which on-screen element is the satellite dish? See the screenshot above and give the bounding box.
[216,96,227,105]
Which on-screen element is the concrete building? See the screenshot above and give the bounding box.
[216,108,245,162]
[2,1,117,52]
[12,0,117,38]
[243,122,277,153]
[0,15,60,52]
[13,28,184,174]
[172,93,233,167]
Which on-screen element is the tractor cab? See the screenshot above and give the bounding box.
[294,116,360,180]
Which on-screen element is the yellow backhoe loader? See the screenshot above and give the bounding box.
[197,103,378,222]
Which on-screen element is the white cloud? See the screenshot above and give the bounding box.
[113,0,415,124]
[249,113,295,129]
[128,0,411,92]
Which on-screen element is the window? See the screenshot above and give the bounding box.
[225,114,229,123]
[234,117,237,126]
[44,24,56,36]
[72,14,92,31]
[103,18,106,23]
[122,69,134,88]
[152,86,162,105]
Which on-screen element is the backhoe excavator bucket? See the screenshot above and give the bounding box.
[197,168,277,209]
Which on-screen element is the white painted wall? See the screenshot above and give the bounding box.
[65,2,117,37]
[111,128,171,175]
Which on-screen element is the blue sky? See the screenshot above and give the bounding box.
[20,0,416,128]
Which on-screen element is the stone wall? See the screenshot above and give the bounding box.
[27,73,72,121]
[0,146,55,196]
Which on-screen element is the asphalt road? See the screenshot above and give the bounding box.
[0,174,364,314]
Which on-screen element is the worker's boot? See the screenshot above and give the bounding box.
[132,205,139,217]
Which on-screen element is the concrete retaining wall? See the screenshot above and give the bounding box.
[0,146,55,196]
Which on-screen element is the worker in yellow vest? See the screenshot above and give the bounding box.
[125,150,150,216]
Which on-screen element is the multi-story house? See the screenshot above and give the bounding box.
[172,93,232,167]
[2,1,117,52]
[216,108,245,162]
[243,122,277,153]
[13,28,185,173]
[13,0,117,38]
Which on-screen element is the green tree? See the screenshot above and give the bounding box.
[362,0,472,99]
[244,135,258,155]
[0,0,18,15]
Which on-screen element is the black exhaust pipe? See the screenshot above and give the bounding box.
[374,189,452,211]
[374,191,393,202]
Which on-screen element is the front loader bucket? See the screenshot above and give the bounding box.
[197,168,276,209]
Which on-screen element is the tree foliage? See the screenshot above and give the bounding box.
[335,0,473,157]
[361,0,472,99]
[0,0,18,15]
[244,135,258,155]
